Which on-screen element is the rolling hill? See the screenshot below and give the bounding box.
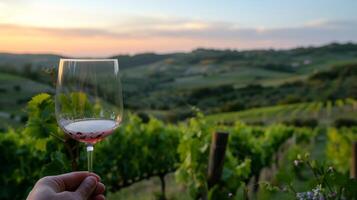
[0,42,356,122]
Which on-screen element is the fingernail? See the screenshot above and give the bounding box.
[90,173,101,181]
[86,176,97,186]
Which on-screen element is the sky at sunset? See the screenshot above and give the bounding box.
[0,0,357,56]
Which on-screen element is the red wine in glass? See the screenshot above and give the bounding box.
[62,119,120,144]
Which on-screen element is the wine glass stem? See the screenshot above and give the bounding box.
[87,144,94,172]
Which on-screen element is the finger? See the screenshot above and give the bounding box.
[93,182,105,195]
[75,176,98,199]
[89,172,101,182]
[53,172,101,191]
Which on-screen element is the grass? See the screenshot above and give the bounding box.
[161,66,295,90]
[0,72,28,81]
[295,57,357,74]
[123,59,303,91]
[108,174,191,200]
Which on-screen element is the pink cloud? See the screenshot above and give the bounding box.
[0,19,356,56]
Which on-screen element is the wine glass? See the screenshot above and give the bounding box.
[55,59,123,171]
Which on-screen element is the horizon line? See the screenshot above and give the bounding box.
[0,41,355,58]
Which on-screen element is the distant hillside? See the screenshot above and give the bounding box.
[0,52,178,70]
[0,53,61,70]
[1,43,357,94]
[111,53,179,69]
[124,63,357,121]
[1,43,357,121]
[1,42,357,72]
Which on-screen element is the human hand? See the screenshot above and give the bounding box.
[27,171,105,200]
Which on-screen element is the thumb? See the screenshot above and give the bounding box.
[75,176,97,199]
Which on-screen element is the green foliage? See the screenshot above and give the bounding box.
[0,129,38,199]
[175,113,213,198]
[57,92,101,119]
[283,118,318,128]
[96,115,180,191]
[25,93,58,138]
[260,147,357,200]
[326,127,357,173]
[333,118,357,128]
[175,114,251,199]
[0,94,71,200]
[291,154,357,200]
[0,93,180,199]
[175,113,317,199]
[1,93,356,200]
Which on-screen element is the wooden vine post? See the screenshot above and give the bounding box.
[351,141,357,179]
[159,173,166,200]
[207,131,229,189]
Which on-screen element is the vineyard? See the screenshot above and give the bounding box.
[1,2,357,198]
[207,98,357,126]
[0,93,356,200]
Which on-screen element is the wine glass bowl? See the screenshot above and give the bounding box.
[55,59,123,171]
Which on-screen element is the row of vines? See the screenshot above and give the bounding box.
[0,93,356,200]
[219,98,357,124]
